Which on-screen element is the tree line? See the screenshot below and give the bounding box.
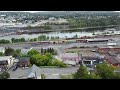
[73,62,120,79]
[41,48,57,55]
[28,49,66,67]
[0,39,11,44]
[0,47,65,67]
[11,38,26,43]
[0,35,60,44]
[68,17,120,28]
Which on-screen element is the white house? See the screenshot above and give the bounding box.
[0,56,15,71]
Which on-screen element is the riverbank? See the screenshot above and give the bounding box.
[24,25,119,32]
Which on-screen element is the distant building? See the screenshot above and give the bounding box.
[87,39,108,43]
[49,17,56,21]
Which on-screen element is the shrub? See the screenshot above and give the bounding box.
[41,74,46,79]
[53,59,67,67]
[0,72,10,79]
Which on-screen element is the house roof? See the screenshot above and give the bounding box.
[105,56,119,64]
[82,56,102,61]
[24,64,41,78]
[0,56,13,61]
[60,53,78,59]
[16,57,30,62]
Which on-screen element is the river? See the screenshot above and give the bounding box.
[0,28,120,41]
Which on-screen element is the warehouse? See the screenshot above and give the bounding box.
[87,39,108,43]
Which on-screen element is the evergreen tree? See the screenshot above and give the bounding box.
[74,65,89,79]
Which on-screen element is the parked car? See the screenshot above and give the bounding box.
[13,66,17,71]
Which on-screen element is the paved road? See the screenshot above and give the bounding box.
[40,67,79,74]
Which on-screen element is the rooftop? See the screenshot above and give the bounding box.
[24,64,41,78]
[79,51,96,57]
[60,53,78,59]
[87,38,108,41]
[106,56,120,64]
[16,57,30,61]
[82,56,103,61]
[0,56,13,61]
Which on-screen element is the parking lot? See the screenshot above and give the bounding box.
[8,67,79,79]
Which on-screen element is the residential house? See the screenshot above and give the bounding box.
[23,64,41,79]
[82,56,104,67]
[0,56,15,71]
[17,57,30,67]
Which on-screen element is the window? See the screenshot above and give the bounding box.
[83,61,91,64]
